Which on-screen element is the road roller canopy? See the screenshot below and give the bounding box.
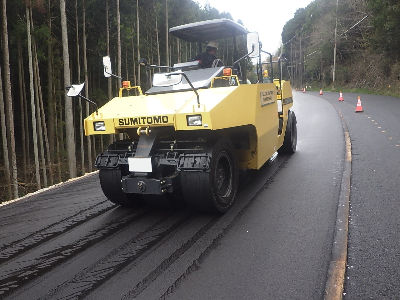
[169,19,248,42]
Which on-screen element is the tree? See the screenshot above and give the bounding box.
[155,3,161,66]
[82,0,92,172]
[106,0,112,99]
[165,0,169,66]
[76,0,85,174]
[47,0,55,173]
[26,2,41,189]
[117,0,122,83]
[136,0,141,85]
[17,41,27,181]
[60,0,77,178]
[0,64,11,198]
[1,0,18,198]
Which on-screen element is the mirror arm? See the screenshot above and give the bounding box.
[261,50,274,80]
[233,48,254,67]
[77,93,99,115]
[169,71,200,108]
[104,70,122,80]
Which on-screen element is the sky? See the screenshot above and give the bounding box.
[195,0,314,53]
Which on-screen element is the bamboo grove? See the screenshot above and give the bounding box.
[0,0,241,202]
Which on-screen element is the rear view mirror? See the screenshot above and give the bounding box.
[103,56,112,78]
[247,32,260,58]
[152,73,182,87]
[67,83,85,97]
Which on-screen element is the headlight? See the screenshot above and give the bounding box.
[187,115,202,126]
[94,121,106,131]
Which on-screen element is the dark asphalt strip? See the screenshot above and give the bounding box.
[121,216,219,299]
[0,208,148,297]
[0,200,113,263]
[42,212,193,300]
[324,108,352,300]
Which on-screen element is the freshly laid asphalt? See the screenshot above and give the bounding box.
[318,91,400,299]
[0,92,348,299]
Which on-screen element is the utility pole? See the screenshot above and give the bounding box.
[165,0,169,66]
[299,34,302,88]
[332,0,339,87]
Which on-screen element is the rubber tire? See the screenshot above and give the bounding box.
[278,110,297,154]
[99,169,138,207]
[180,139,239,214]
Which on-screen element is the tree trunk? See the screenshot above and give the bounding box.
[82,0,92,172]
[22,43,31,178]
[54,92,62,182]
[125,47,128,80]
[47,0,55,160]
[17,40,27,182]
[33,42,48,187]
[75,0,85,175]
[60,0,77,178]
[34,42,53,186]
[106,0,112,99]
[117,0,122,84]
[26,4,41,189]
[116,0,124,140]
[165,0,169,66]
[1,0,18,198]
[131,24,137,86]
[136,0,141,85]
[106,0,114,145]
[155,11,161,66]
[0,64,11,199]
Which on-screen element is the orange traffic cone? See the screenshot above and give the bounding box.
[338,91,344,101]
[320,89,323,95]
[303,87,306,93]
[355,96,363,112]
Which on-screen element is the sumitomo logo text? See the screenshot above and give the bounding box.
[118,116,169,126]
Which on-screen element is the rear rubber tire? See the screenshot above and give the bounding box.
[180,139,239,214]
[278,110,297,154]
[99,169,139,207]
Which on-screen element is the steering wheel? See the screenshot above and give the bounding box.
[211,59,224,68]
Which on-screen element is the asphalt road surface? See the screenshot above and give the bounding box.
[1,92,347,299]
[316,91,400,299]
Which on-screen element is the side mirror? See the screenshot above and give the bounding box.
[247,32,260,58]
[139,58,148,67]
[103,56,112,78]
[67,83,85,97]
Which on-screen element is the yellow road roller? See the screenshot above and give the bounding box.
[67,19,296,213]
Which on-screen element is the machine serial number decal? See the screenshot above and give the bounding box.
[260,90,275,107]
[118,116,169,126]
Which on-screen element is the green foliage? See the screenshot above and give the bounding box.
[281,0,400,91]
[367,0,400,58]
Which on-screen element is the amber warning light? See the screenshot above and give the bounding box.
[122,81,131,88]
[223,68,232,76]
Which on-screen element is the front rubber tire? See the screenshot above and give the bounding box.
[99,169,139,207]
[180,139,239,214]
[278,110,297,154]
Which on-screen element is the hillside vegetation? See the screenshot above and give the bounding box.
[281,0,400,94]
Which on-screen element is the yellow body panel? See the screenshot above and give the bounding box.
[84,80,293,170]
